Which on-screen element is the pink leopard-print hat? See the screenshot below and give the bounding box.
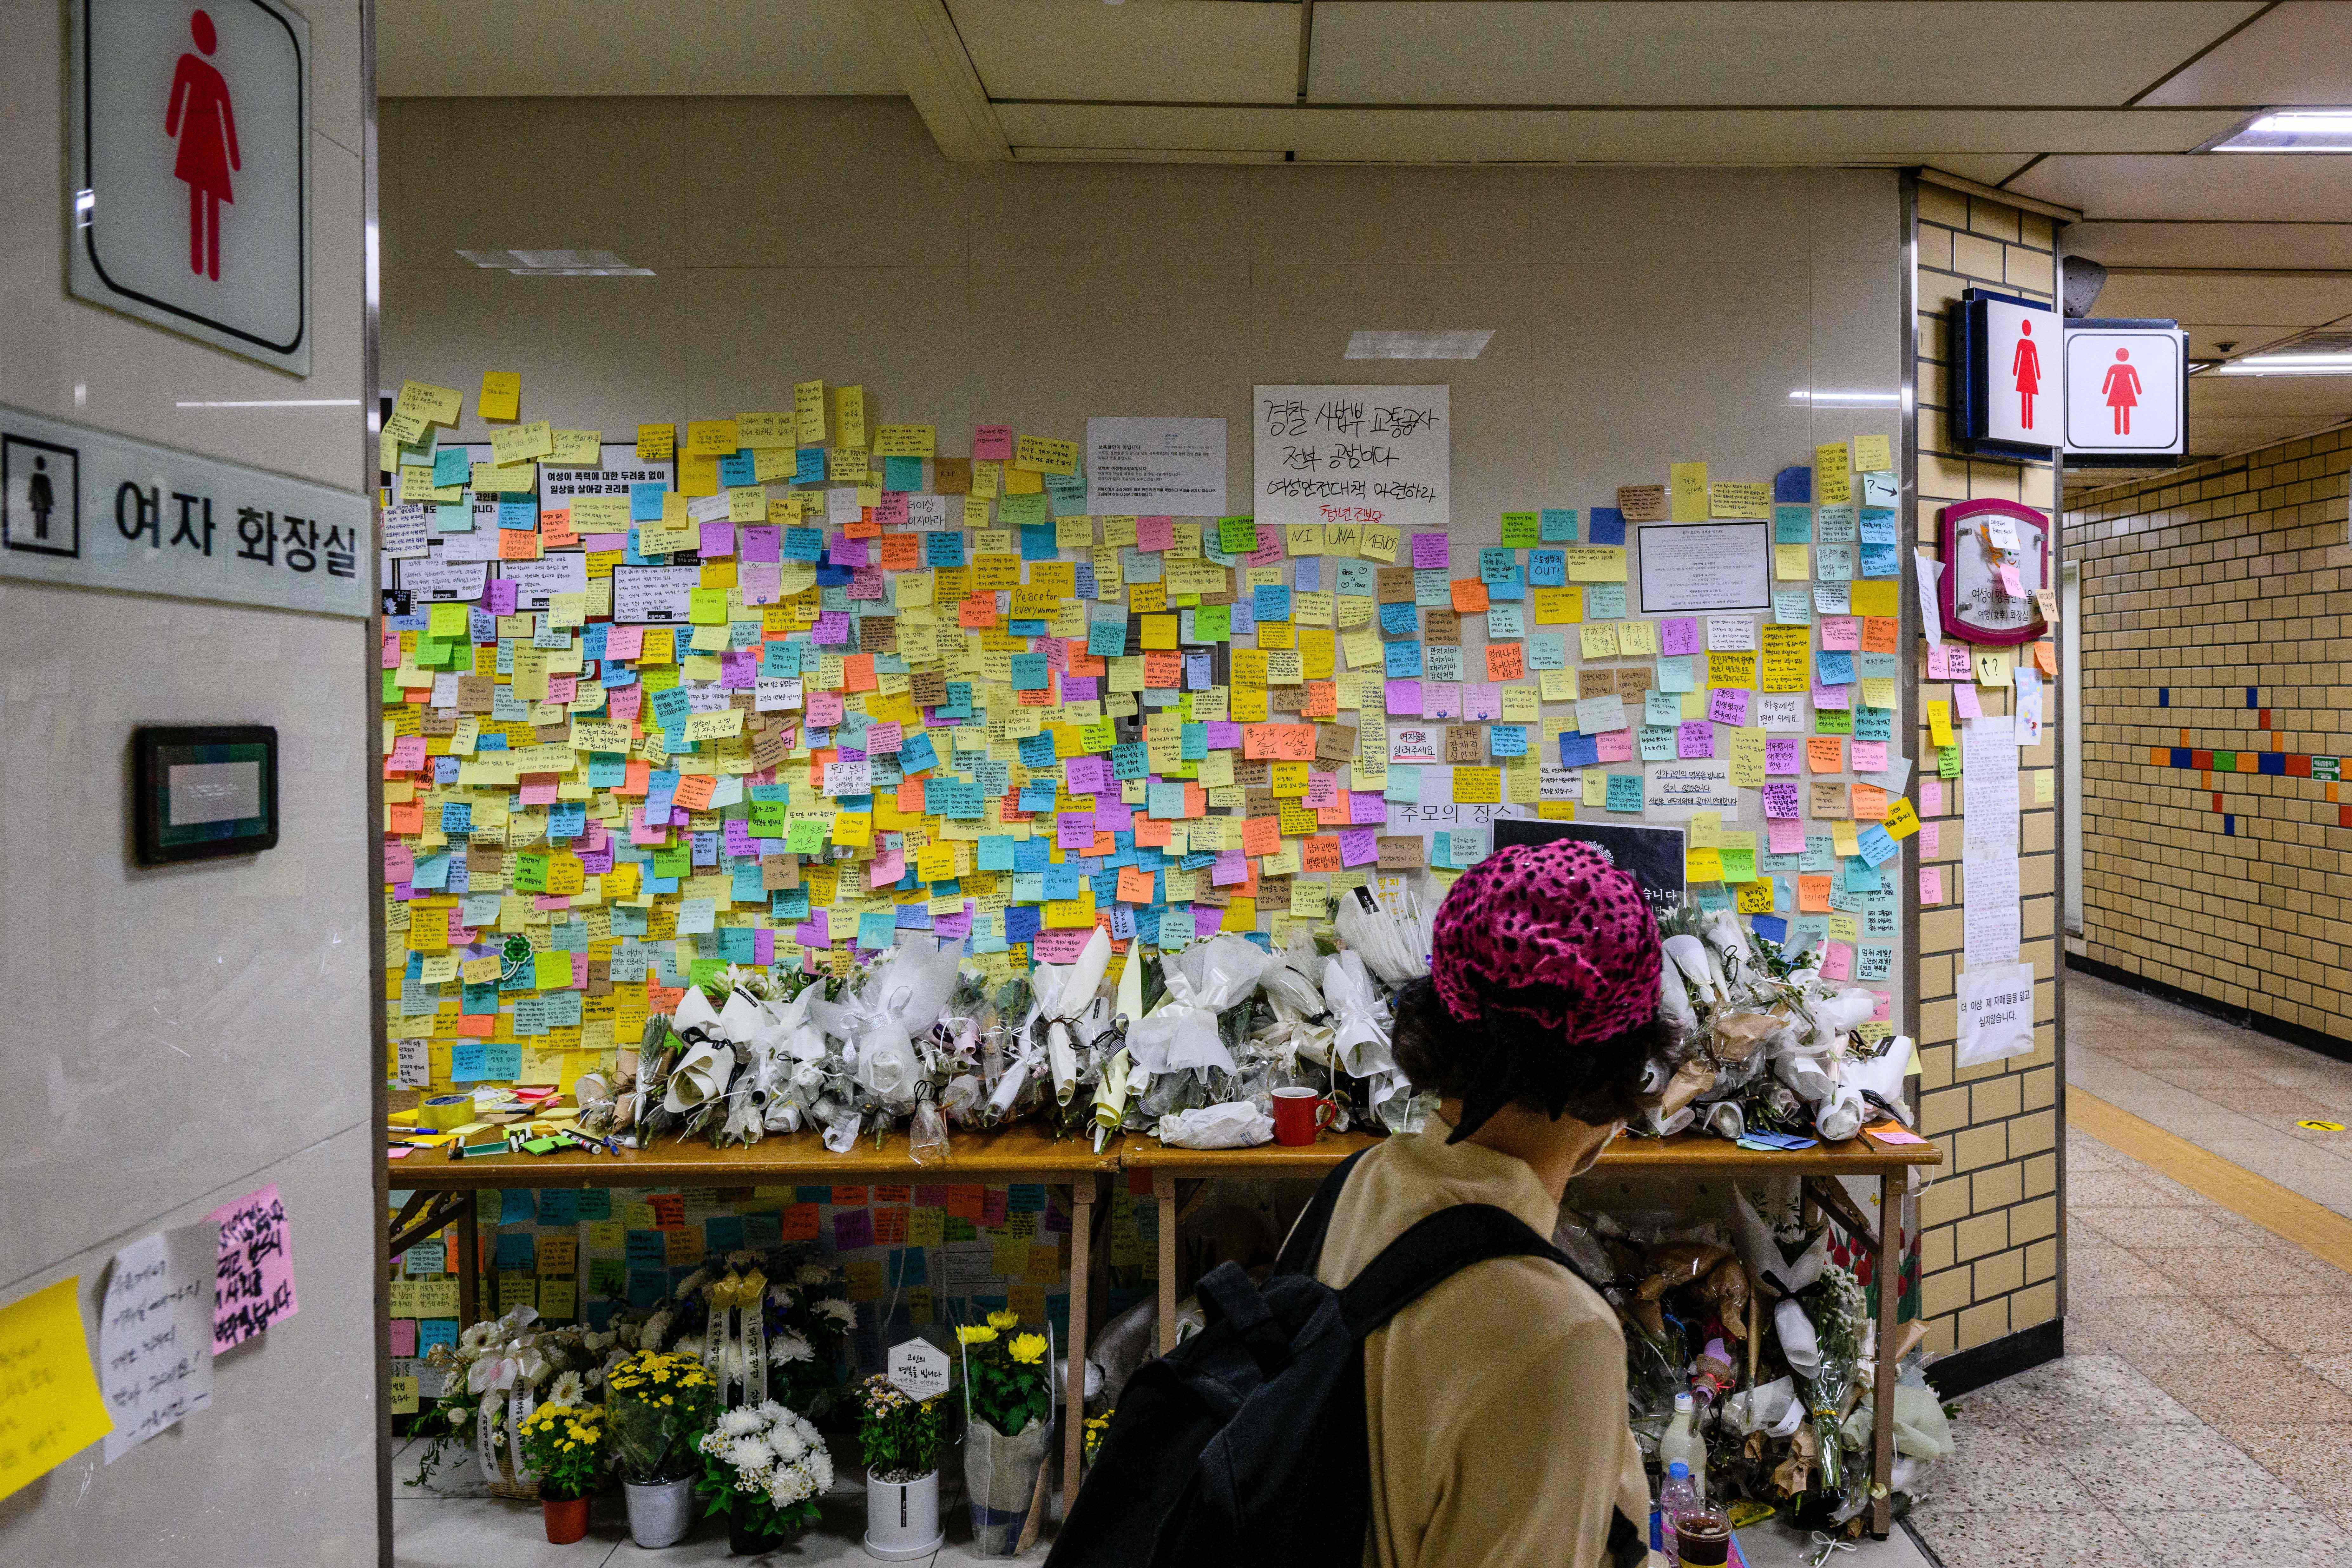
[1429,840,1661,1042]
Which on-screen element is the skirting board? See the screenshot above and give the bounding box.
[1922,1318,2064,1400]
[2068,953,2352,1068]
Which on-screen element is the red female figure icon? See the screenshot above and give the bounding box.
[2012,318,2043,431]
[166,9,240,282]
[2102,347,2142,436]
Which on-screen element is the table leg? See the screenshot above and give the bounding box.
[457,1200,480,1327]
[1063,1174,1097,1520]
[1871,1171,1900,1537]
[1154,1171,1178,1356]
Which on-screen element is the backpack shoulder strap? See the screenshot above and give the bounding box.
[1337,1204,1573,1339]
[1271,1148,1371,1278]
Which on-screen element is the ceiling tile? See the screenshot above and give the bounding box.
[948,0,1300,104]
[2092,271,2352,324]
[2139,0,2352,106]
[376,0,901,95]
[1306,1,2263,107]
[2064,221,2352,270]
[2011,153,2352,221]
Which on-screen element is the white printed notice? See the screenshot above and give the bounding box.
[1252,385,1448,533]
[1086,417,1226,515]
[1637,523,1772,613]
[1645,760,1740,820]
[610,564,702,624]
[100,1224,216,1461]
[1956,961,2037,1068]
[1961,712,2022,968]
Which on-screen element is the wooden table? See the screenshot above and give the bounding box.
[387,1123,1118,1515]
[1119,1127,1942,1536]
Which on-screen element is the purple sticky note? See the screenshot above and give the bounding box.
[1350,791,1388,825]
[754,929,774,966]
[486,579,518,616]
[1708,688,1751,726]
[1762,782,1802,818]
[833,1210,875,1250]
[740,525,781,563]
[1339,827,1379,867]
[700,521,735,558]
[1212,850,1249,886]
[1411,533,1449,570]
[1387,679,1424,715]
[1056,813,1096,850]
[1765,738,1801,774]
[1812,681,1850,710]
[1660,617,1700,657]
[1676,720,1715,759]
[1193,905,1225,939]
[1205,720,1242,751]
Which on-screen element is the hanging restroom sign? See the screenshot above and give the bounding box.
[1953,287,2060,460]
[2064,321,2188,464]
[69,0,312,373]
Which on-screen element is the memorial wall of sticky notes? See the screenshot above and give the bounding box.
[380,374,1907,1099]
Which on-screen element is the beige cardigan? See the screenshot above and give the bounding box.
[1313,1115,1658,1568]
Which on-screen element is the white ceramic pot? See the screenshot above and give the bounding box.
[863,1469,944,1560]
[623,1477,698,1548]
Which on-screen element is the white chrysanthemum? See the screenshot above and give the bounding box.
[716,1407,765,1438]
[769,1426,805,1463]
[795,1263,831,1287]
[458,1322,496,1353]
[772,1331,814,1363]
[767,1464,814,1506]
[756,1400,787,1423]
[817,1298,853,1326]
[728,1436,776,1474]
[809,1450,834,1491]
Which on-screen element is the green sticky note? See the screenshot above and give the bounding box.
[1719,848,1757,883]
[428,602,470,638]
[786,819,830,854]
[1193,604,1230,642]
[1606,773,1644,812]
[512,854,549,894]
[689,587,729,625]
[1499,512,1539,548]
[1939,744,1962,778]
[1218,517,1258,554]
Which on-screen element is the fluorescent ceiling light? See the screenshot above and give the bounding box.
[2206,110,2352,152]
[1345,330,1493,360]
[457,248,655,276]
[1788,388,1901,406]
[174,397,362,408]
[2210,351,2352,375]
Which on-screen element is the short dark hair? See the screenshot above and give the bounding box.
[1390,974,1685,1130]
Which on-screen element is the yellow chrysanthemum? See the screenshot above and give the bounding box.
[987,1309,1021,1332]
[956,1324,999,1346]
[1009,1333,1048,1365]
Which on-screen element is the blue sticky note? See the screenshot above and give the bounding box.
[500,1189,537,1224]
[1489,725,1527,757]
[1005,905,1042,944]
[1528,549,1566,587]
[1378,602,1418,637]
[1558,732,1601,768]
[498,495,538,530]
[1479,547,1517,585]
[979,836,1015,871]
[1021,525,1059,561]
[630,482,669,522]
[883,455,923,492]
[1816,649,1856,685]
[1775,504,1813,544]
[1384,641,1424,679]
[484,1040,522,1079]
[1009,653,1049,690]
[1588,508,1627,546]
[924,531,965,567]
[1089,619,1128,657]
[900,732,938,772]
[537,1189,579,1226]
[1253,585,1291,622]
[1146,781,1187,819]
[718,451,755,487]
[794,448,826,484]
[1043,863,1081,900]
[1540,508,1578,543]
[1774,465,1812,503]
[1017,731,1057,767]
[857,911,898,949]
[450,1042,487,1081]
[1607,773,1644,812]
[432,447,470,487]
[1019,780,1059,812]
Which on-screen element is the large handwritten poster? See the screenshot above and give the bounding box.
[1252,384,1448,535]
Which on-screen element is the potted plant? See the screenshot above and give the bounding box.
[516,1394,606,1543]
[696,1400,834,1556]
[608,1350,719,1548]
[855,1373,948,1560]
[411,1308,611,1496]
[956,1312,1054,1556]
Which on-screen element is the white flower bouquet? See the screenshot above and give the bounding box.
[695,1401,834,1542]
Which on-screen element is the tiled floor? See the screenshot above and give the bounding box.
[2067,970,2352,1214]
[392,973,2352,1568]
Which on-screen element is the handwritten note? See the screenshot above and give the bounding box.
[0,1278,114,1499]
[100,1225,216,1461]
[208,1186,297,1354]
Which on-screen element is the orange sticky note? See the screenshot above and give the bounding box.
[673,774,717,811]
[1116,866,1154,903]
[1449,579,1490,613]
[1807,736,1844,772]
[1485,642,1525,681]
[1301,837,1342,873]
[1241,817,1282,857]
[1798,874,1832,912]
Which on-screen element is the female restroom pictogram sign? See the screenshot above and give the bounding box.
[2102,349,2142,436]
[2011,319,2042,432]
[166,9,241,282]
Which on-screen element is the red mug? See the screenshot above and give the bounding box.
[1271,1086,1338,1146]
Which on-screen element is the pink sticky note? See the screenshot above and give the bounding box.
[1137,516,1174,552]
[386,736,428,773]
[874,493,910,528]
[388,1317,418,1354]
[486,580,518,616]
[1919,821,1941,856]
[1998,563,2024,597]
[740,526,781,563]
[207,1183,298,1353]
[1596,730,1634,763]
[604,625,646,661]
[1765,738,1802,775]
[1820,617,1861,651]
[384,843,416,881]
[1761,782,1801,818]
[1819,941,1853,982]
[700,521,736,557]
[1920,778,1944,815]
[1304,771,1339,808]
[1708,688,1751,726]
[608,684,644,724]
[1677,720,1715,759]
[1768,817,1805,854]
[1851,741,1888,773]
[1920,867,1944,903]
[868,850,905,888]
[1953,683,1982,720]
[974,425,1014,462]
[1033,928,1093,964]
[1661,618,1701,657]
[1386,679,1424,715]
[1411,533,1449,570]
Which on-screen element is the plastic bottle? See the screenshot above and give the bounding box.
[1659,1392,1709,1502]
[1658,1461,1701,1562]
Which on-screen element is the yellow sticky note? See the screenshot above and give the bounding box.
[794,381,827,446]
[1884,797,1921,839]
[478,371,521,423]
[837,386,867,449]
[637,423,676,462]
[1815,441,1852,505]
[0,1278,114,1499]
[1775,544,1810,581]
[1669,461,1708,522]
[1854,433,1894,474]
[395,379,463,427]
[1926,701,1953,748]
[686,420,739,458]
[489,420,553,467]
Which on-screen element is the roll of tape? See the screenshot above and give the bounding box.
[420,1094,473,1131]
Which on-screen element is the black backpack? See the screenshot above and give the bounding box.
[1047,1150,1582,1568]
